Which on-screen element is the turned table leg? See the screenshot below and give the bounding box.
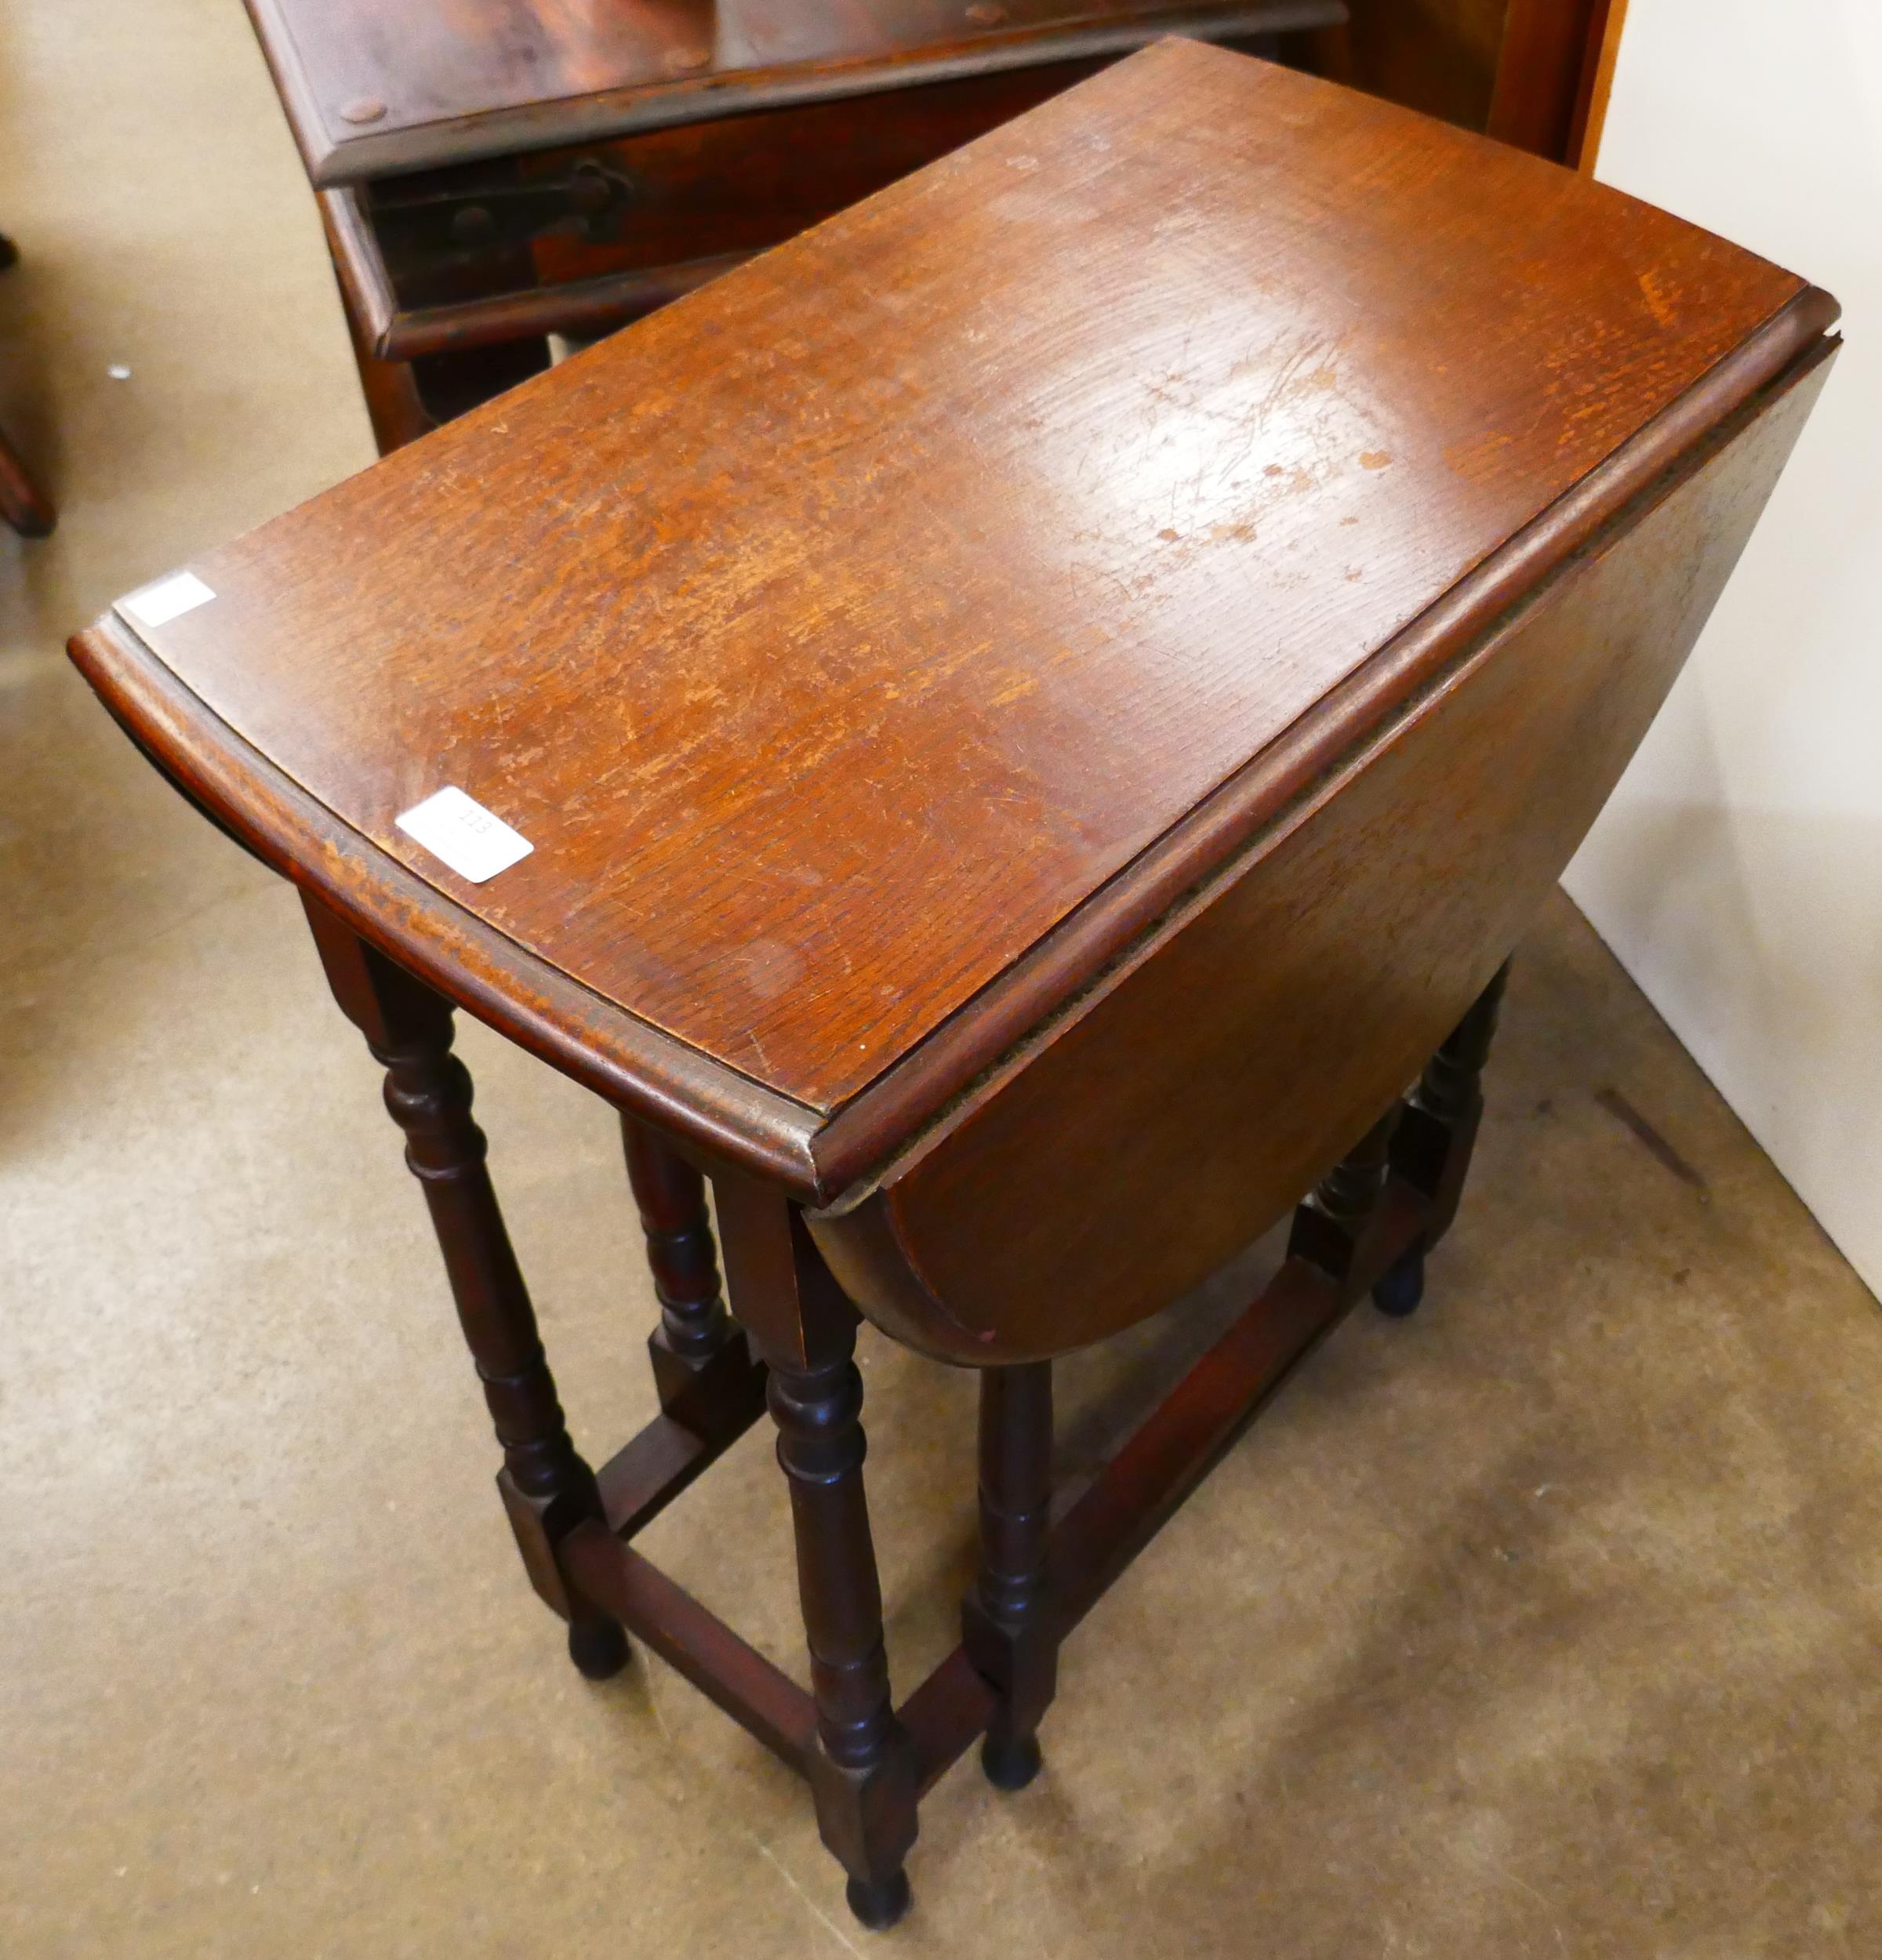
[714,1178,918,1930]
[964,1360,1056,1791]
[1373,960,1513,1317]
[302,896,627,1680]
[620,1114,765,1444]
[1288,1103,1402,1294]
[0,237,55,538]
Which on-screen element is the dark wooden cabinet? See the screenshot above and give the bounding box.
[244,0,1346,449]
[1312,0,1618,162]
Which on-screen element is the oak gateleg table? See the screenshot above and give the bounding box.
[70,42,1837,1930]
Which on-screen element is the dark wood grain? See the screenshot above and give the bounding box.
[76,43,1815,1134]
[963,1363,1057,1789]
[714,1178,918,1924]
[1333,0,1508,133]
[245,0,1342,183]
[352,55,1136,363]
[301,895,626,1669]
[810,339,1837,1362]
[560,1522,821,1768]
[1488,0,1608,161]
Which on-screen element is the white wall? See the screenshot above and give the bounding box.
[1564,0,1882,1294]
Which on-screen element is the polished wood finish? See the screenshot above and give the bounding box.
[965,1363,1057,1790]
[1332,0,1507,133]
[67,45,1837,1926]
[1488,0,1611,162]
[246,0,1339,183]
[622,1114,768,1442]
[812,328,1834,1362]
[340,56,1149,364]
[71,45,1819,1154]
[1571,0,1628,170]
[1325,0,1613,165]
[714,1177,918,1926]
[300,893,627,1671]
[284,5,1340,448]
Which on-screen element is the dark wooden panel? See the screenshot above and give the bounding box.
[245,0,1342,183]
[1336,0,1509,132]
[1488,0,1608,160]
[362,57,1126,340]
[520,58,1120,289]
[88,45,1806,1124]
[1323,0,1612,165]
[810,345,1835,1363]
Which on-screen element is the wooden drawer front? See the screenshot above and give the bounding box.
[369,46,1281,306]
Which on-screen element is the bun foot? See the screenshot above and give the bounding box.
[980,1730,1043,1792]
[845,1869,912,1931]
[1372,1247,1426,1319]
[567,1615,631,1681]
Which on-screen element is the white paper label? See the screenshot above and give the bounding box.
[394,786,534,884]
[122,571,216,629]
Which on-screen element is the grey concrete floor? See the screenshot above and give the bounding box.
[5,5,1882,1957]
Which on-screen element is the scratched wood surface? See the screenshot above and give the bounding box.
[245,0,1338,183]
[810,344,1837,1360]
[89,42,1804,1119]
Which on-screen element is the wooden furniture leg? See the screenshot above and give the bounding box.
[1373,960,1512,1316]
[964,1361,1056,1791]
[1288,1104,1404,1294]
[0,232,55,538]
[301,895,628,1680]
[714,1177,919,1929]
[620,1114,767,1445]
[0,423,53,538]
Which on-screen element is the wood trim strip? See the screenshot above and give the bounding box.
[595,1412,734,1541]
[1049,1261,1334,1623]
[322,187,755,362]
[1571,0,1629,172]
[903,1184,1423,1785]
[269,6,1347,187]
[560,1523,820,1769]
[318,187,399,357]
[376,252,758,363]
[805,289,1840,1198]
[1488,0,1601,162]
[900,1647,1000,1796]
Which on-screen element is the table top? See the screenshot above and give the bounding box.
[80,42,1825,1196]
[244,0,1342,185]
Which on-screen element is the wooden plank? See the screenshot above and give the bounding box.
[1488,0,1605,159]
[594,1412,721,1541]
[1571,0,1629,170]
[1050,1256,1355,1624]
[242,0,1343,184]
[900,1648,1000,1796]
[560,1523,819,1770]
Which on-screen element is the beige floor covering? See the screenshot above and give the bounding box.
[5,5,1881,1957]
